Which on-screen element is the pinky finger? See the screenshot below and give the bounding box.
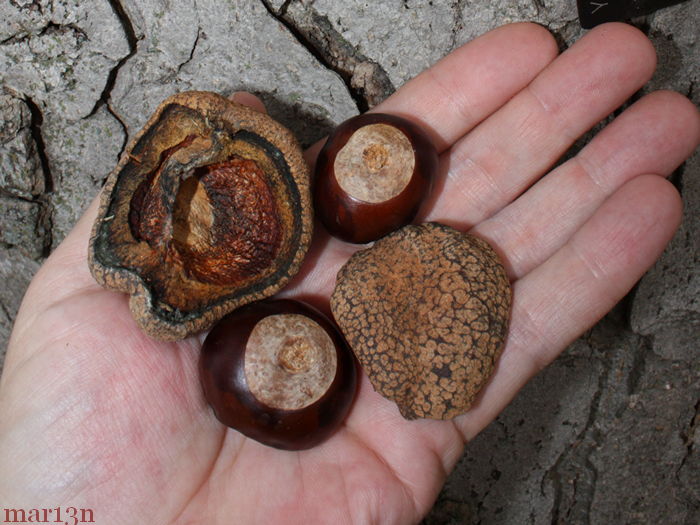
[455,174,682,440]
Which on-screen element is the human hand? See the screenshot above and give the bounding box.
[1,23,698,524]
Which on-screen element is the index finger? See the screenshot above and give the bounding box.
[303,23,558,164]
[373,22,558,152]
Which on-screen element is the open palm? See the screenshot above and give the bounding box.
[1,23,698,524]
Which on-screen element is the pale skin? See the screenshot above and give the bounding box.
[1,22,699,524]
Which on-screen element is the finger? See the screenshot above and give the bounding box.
[229,91,268,114]
[372,22,558,152]
[473,90,700,279]
[454,174,682,440]
[426,23,658,229]
[299,23,557,170]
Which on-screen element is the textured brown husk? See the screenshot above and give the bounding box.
[331,222,511,420]
[88,91,312,341]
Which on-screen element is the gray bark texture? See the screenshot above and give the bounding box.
[1,1,698,523]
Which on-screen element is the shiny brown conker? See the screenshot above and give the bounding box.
[199,299,357,450]
[314,112,438,244]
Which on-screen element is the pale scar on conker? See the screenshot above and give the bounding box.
[330,222,512,420]
[88,91,312,341]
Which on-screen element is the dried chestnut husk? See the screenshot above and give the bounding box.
[199,299,357,450]
[88,91,312,340]
[331,222,511,420]
[314,113,437,244]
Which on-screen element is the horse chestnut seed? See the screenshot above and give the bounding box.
[314,113,438,243]
[199,299,357,450]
